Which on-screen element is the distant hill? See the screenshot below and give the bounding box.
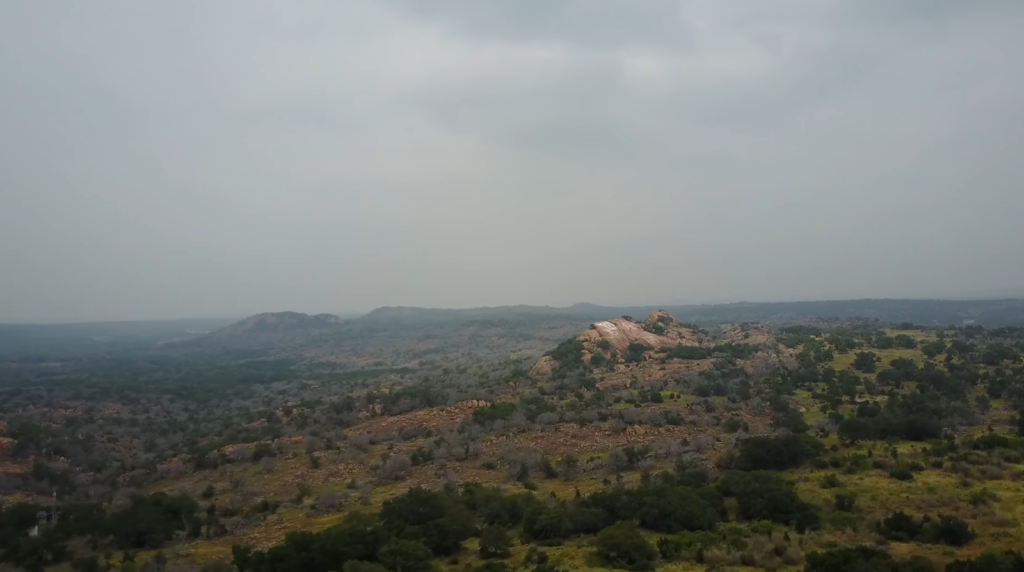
[357,298,1024,327]
[4,298,1021,363]
[175,298,1024,366]
[0,318,238,357]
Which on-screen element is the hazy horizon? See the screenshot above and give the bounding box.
[3,2,1023,323]
[7,290,1024,326]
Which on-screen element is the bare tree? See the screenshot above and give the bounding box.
[318,489,341,513]
[304,436,324,454]
[259,456,275,474]
[375,454,412,482]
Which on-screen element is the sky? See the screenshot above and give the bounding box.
[2,1,1023,323]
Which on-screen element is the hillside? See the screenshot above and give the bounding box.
[173,299,1024,364]
[2,309,1024,572]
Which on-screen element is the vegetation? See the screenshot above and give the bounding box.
[2,308,1024,571]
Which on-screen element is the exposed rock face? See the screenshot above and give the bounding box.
[721,324,775,346]
[445,399,491,412]
[578,311,699,356]
[529,356,557,379]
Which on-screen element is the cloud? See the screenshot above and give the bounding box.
[1,1,1022,321]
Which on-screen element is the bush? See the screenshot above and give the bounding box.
[718,471,819,532]
[106,493,199,549]
[473,403,517,424]
[946,551,1024,572]
[968,488,999,507]
[894,334,918,349]
[723,417,746,433]
[732,434,824,471]
[820,474,842,489]
[635,487,722,533]
[889,467,914,481]
[804,546,935,572]
[595,521,657,571]
[920,515,976,547]
[625,343,651,364]
[478,526,511,560]
[660,345,710,360]
[545,338,585,372]
[853,352,879,373]
[378,539,433,572]
[834,492,856,512]
[878,511,975,546]
[379,488,474,555]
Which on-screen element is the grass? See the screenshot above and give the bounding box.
[144,331,1021,570]
[830,347,929,380]
[792,454,1024,563]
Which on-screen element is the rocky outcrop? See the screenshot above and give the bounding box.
[578,311,699,356]
[721,324,775,346]
[445,399,491,412]
[529,356,557,379]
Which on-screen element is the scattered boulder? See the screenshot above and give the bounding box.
[530,356,557,379]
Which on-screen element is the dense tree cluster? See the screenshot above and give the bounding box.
[0,493,197,571]
[804,546,1024,572]
[877,511,976,546]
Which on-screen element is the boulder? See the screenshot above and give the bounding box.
[530,356,557,379]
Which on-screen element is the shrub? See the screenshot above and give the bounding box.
[625,343,651,364]
[968,488,999,507]
[804,546,935,572]
[595,521,658,571]
[946,550,1024,572]
[723,417,745,433]
[878,511,975,547]
[852,352,879,373]
[718,471,819,532]
[920,515,976,547]
[545,338,585,372]
[379,488,474,555]
[732,434,824,471]
[478,526,511,560]
[820,474,842,489]
[378,539,433,572]
[473,403,517,424]
[889,467,914,481]
[834,492,856,512]
[878,510,922,542]
[894,334,918,349]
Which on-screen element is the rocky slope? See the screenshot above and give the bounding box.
[579,310,701,355]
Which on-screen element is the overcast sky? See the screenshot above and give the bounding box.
[2,1,1023,322]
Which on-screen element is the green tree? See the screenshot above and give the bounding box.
[595,521,657,571]
[478,526,511,560]
[837,418,874,444]
[852,352,879,373]
[625,343,650,364]
[921,340,946,359]
[343,562,389,572]
[894,334,918,349]
[378,539,433,572]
